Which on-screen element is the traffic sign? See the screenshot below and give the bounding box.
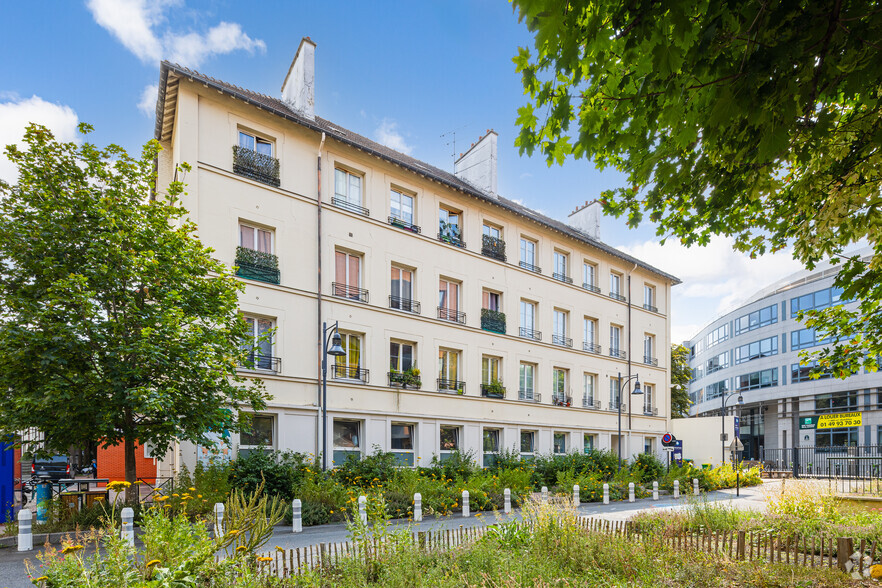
[661,433,676,447]
[663,447,675,452]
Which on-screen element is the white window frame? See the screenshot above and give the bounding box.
[238,222,274,254]
[335,168,363,207]
[519,237,536,266]
[519,363,535,400]
[440,425,461,453]
[553,432,567,454]
[583,262,596,288]
[520,300,536,331]
[584,317,596,346]
[610,272,621,295]
[610,325,622,353]
[390,189,414,224]
[583,373,596,406]
[553,309,567,339]
[239,414,275,449]
[482,355,501,385]
[520,430,536,455]
[553,251,568,278]
[238,130,273,156]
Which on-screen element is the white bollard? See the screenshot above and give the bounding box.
[652,481,659,501]
[17,509,32,552]
[693,478,699,496]
[413,493,422,522]
[628,482,635,503]
[603,483,609,505]
[213,503,224,537]
[504,488,511,514]
[573,484,580,507]
[121,507,135,546]
[462,490,470,518]
[358,495,367,525]
[292,499,302,533]
[674,480,680,499]
[541,486,548,501]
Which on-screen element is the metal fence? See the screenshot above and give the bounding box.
[760,445,882,478]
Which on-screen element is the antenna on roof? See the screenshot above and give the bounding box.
[441,125,468,167]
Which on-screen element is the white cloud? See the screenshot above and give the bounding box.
[86,0,265,68]
[0,95,79,183]
[137,83,159,116]
[374,119,413,155]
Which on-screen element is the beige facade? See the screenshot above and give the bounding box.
[154,45,678,470]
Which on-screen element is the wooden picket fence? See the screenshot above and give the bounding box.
[254,517,874,578]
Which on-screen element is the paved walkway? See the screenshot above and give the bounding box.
[0,483,772,588]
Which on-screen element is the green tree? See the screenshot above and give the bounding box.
[512,0,882,376]
[670,344,692,418]
[0,124,268,498]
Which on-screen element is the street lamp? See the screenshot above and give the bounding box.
[721,391,744,465]
[321,321,346,471]
[617,372,642,471]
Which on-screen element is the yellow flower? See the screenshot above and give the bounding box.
[189,487,196,491]
[107,481,131,491]
[275,546,285,553]
[146,559,161,567]
[155,496,169,502]
[257,556,273,562]
[34,577,48,582]
[236,546,247,552]
[228,530,241,536]
[61,544,85,554]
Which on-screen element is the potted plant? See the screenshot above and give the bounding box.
[483,379,505,399]
[402,367,421,388]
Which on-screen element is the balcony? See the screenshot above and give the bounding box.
[332,364,369,382]
[389,295,421,314]
[643,355,659,366]
[388,215,421,233]
[238,353,281,373]
[235,246,280,285]
[519,327,542,342]
[332,283,369,303]
[552,334,573,348]
[437,378,465,394]
[332,196,370,217]
[481,235,506,262]
[232,146,280,187]
[388,370,421,389]
[438,226,466,248]
[582,282,601,294]
[608,402,626,411]
[583,342,601,354]
[643,303,659,313]
[437,306,466,324]
[519,261,542,274]
[582,397,601,410]
[609,348,627,360]
[609,291,627,302]
[480,382,506,399]
[643,406,659,416]
[552,394,573,407]
[480,308,506,334]
[518,390,541,403]
[552,272,573,285]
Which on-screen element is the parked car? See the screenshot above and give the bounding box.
[31,454,70,481]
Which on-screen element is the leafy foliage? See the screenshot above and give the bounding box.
[512,0,882,375]
[670,344,693,417]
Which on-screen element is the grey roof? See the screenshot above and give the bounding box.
[155,61,680,285]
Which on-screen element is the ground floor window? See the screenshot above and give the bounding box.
[815,427,858,449]
[584,434,595,453]
[520,431,535,456]
[439,425,460,462]
[553,432,567,454]
[644,437,654,454]
[239,414,274,456]
[483,428,501,467]
[332,420,361,465]
[391,423,415,466]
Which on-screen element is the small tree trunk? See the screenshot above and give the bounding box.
[123,409,138,504]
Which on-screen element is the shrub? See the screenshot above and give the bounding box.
[334,447,399,488]
[229,449,310,501]
[630,452,665,483]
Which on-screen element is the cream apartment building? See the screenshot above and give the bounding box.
[153,38,679,471]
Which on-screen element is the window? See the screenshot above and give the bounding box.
[482,356,501,385]
[520,431,535,454]
[552,368,568,405]
[792,361,833,383]
[583,262,597,291]
[483,428,501,467]
[644,335,656,364]
[583,373,596,407]
[705,324,730,349]
[706,350,730,373]
[438,278,463,323]
[816,428,859,449]
[584,434,596,453]
[734,336,778,364]
[644,437,655,454]
[483,290,500,311]
[643,384,654,414]
[553,251,570,282]
[644,285,656,311]
[391,423,415,466]
[519,238,539,271]
[610,325,622,354]
[241,316,276,371]
[333,420,361,463]
[439,206,463,245]
[236,222,279,283]
[520,300,538,339]
[389,341,415,372]
[483,223,501,239]
[334,250,365,301]
[553,432,567,454]
[519,363,536,400]
[438,348,461,390]
[610,378,621,409]
[481,290,504,333]
[610,272,622,296]
[390,266,416,311]
[791,328,833,351]
[583,317,598,352]
[239,223,273,253]
[334,168,367,214]
[815,391,858,413]
[239,131,273,156]
[440,426,460,456]
[390,189,414,225]
[705,380,729,401]
[240,414,274,447]
[334,333,365,380]
[553,309,569,346]
[736,368,778,391]
[791,286,844,317]
[734,304,778,335]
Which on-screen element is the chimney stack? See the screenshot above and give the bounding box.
[567,199,602,240]
[454,130,497,196]
[281,37,316,120]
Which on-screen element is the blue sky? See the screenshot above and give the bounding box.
[1,0,804,342]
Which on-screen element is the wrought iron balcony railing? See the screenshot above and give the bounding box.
[332,282,369,303]
[552,334,573,348]
[582,397,601,410]
[437,378,465,394]
[331,364,369,382]
[438,306,466,324]
[389,295,420,314]
[481,235,506,262]
[519,260,541,274]
[643,406,659,416]
[518,390,541,403]
[643,303,659,313]
[609,291,627,302]
[583,342,601,354]
[238,353,281,373]
[552,394,573,407]
[608,401,626,411]
[582,282,601,294]
[480,383,506,399]
[332,196,370,216]
[519,327,541,341]
[235,247,280,285]
[438,229,466,248]
[480,308,506,334]
[388,371,421,389]
[232,146,280,187]
[609,348,627,360]
[388,216,421,233]
[643,355,659,366]
[552,272,573,285]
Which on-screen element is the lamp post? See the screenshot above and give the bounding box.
[721,391,744,465]
[617,372,642,471]
[321,321,346,471]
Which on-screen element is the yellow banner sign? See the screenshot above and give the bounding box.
[817,412,862,429]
